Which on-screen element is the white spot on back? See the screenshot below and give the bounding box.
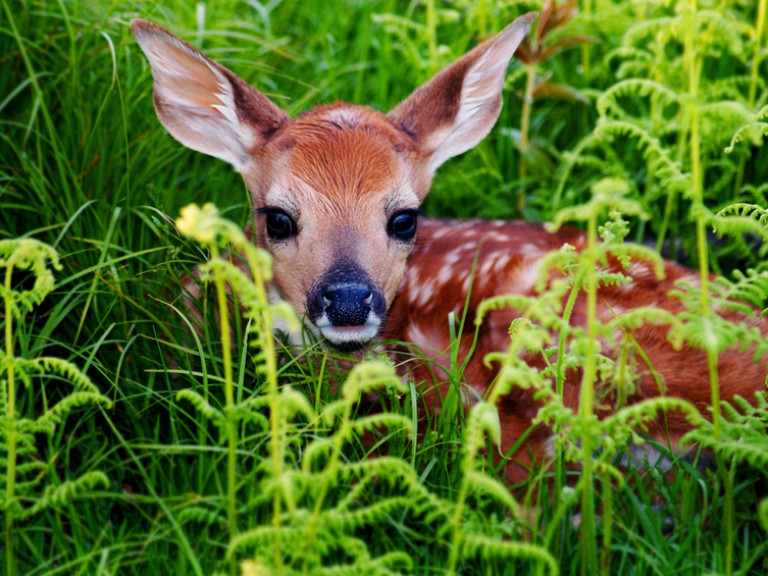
[436,264,454,287]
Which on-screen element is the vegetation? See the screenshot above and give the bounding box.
[1,0,767,574]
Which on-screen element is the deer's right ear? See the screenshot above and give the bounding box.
[131,19,291,172]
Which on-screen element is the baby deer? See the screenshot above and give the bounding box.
[132,14,767,482]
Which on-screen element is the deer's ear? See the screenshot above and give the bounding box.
[387,12,536,174]
[131,19,291,172]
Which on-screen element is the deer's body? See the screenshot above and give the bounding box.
[132,15,767,483]
[388,218,766,480]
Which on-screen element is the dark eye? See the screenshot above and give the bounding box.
[387,210,418,241]
[261,207,297,241]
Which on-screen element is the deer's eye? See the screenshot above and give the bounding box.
[387,210,419,241]
[261,207,297,241]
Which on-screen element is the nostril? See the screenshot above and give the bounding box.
[320,284,375,327]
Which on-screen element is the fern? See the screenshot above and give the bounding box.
[1,239,111,575]
[724,117,768,155]
[712,268,768,312]
[459,534,559,575]
[712,203,768,263]
[442,400,558,576]
[682,393,768,471]
[596,78,680,120]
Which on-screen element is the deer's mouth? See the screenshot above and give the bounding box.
[312,321,382,352]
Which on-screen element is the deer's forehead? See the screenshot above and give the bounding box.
[267,106,417,207]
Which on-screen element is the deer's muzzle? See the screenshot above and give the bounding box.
[306,264,386,351]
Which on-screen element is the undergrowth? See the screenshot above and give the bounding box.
[1,0,768,574]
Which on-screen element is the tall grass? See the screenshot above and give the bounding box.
[1,0,768,574]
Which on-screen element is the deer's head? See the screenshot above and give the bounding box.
[132,14,535,350]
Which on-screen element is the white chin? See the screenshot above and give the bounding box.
[312,316,382,350]
[321,325,380,347]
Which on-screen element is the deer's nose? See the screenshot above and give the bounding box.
[322,283,373,326]
[306,264,387,334]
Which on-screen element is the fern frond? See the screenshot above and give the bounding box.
[228,524,305,558]
[477,294,534,325]
[274,385,315,422]
[178,505,226,526]
[326,496,415,530]
[713,203,768,244]
[340,458,450,518]
[340,361,406,402]
[228,405,270,430]
[595,121,687,188]
[493,355,553,395]
[199,259,264,314]
[459,534,559,575]
[604,46,652,79]
[176,389,225,423]
[597,79,680,120]
[682,392,768,470]
[316,551,413,576]
[605,397,705,437]
[553,177,647,228]
[31,357,105,395]
[0,238,61,316]
[555,120,689,209]
[349,413,412,437]
[712,268,768,310]
[724,121,768,154]
[464,402,501,454]
[696,10,748,61]
[622,17,677,51]
[19,471,109,520]
[463,470,520,516]
[671,308,762,355]
[719,393,768,428]
[701,101,755,142]
[608,306,681,335]
[34,391,112,433]
[706,75,766,101]
[685,434,768,470]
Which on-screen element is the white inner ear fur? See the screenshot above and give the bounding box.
[138,30,259,172]
[427,17,534,172]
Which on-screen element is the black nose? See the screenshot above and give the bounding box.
[306,264,386,329]
[323,283,373,326]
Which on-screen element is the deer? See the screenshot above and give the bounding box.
[131,14,767,485]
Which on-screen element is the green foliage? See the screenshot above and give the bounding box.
[2,0,768,574]
[1,239,111,574]
[683,392,768,471]
[761,498,768,534]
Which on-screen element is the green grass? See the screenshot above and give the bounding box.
[2,0,768,574]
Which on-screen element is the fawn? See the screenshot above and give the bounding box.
[132,14,767,483]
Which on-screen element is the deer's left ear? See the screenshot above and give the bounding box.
[387,12,536,175]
